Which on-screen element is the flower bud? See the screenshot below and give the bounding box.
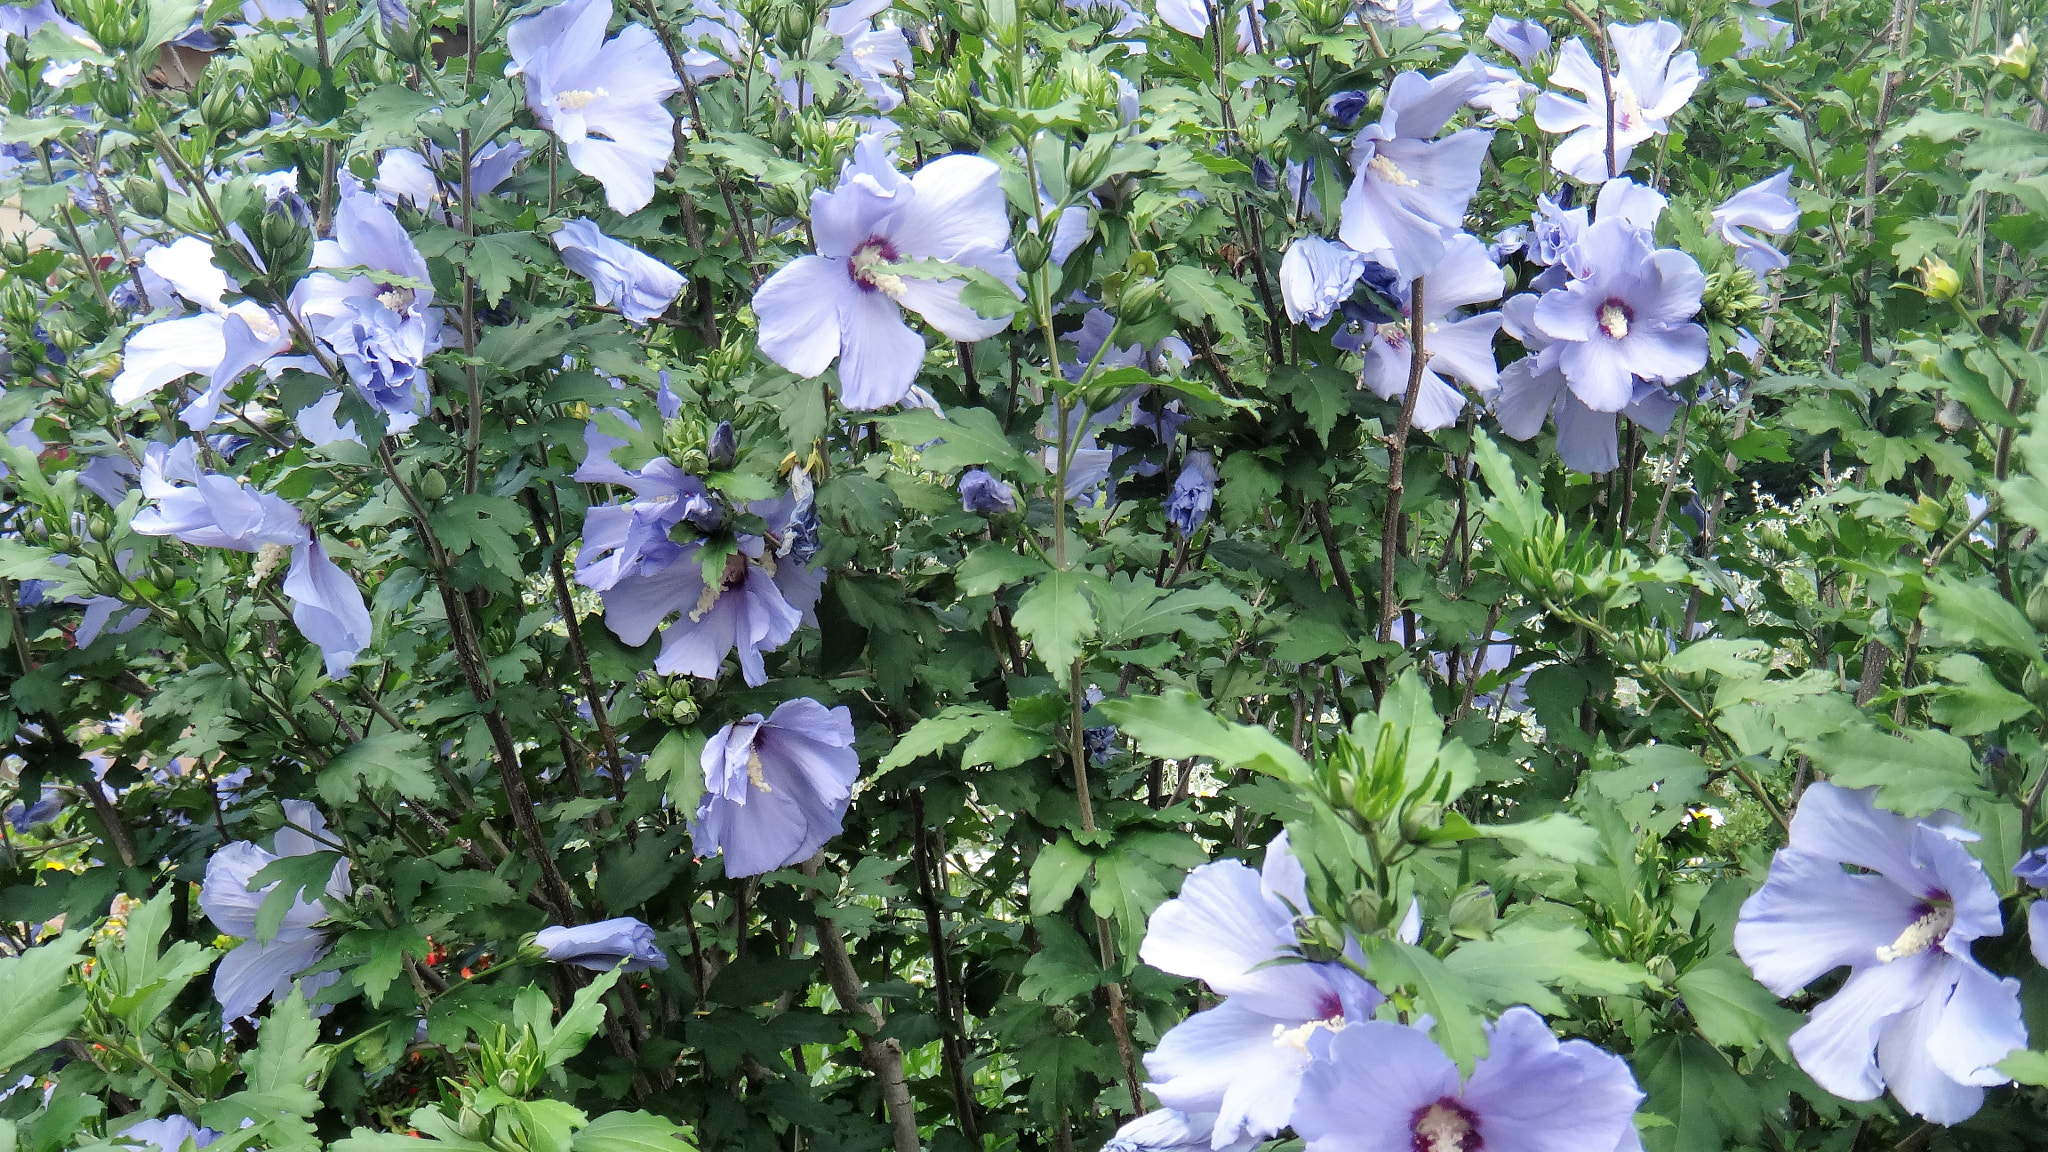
[1014,231,1049,274]
[1115,276,1171,327]
[2027,582,2048,632]
[497,1068,523,1095]
[1446,885,1496,941]
[1344,890,1384,934]
[1919,256,1961,300]
[669,698,700,725]
[184,1047,217,1074]
[1996,29,2036,78]
[937,109,978,149]
[123,176,166,220]
[707,420,739,471]
[1293,915,1347,963]
[1648,955,1679,988]
[950,0,987,37]
[417,468,448,501]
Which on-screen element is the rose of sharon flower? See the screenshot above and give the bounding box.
[692,698,861,877]
[290,190,445,428]
[132,441,371,677]
[507,0,682,214]
[2013,847,2048,968]
[959,467,1018,514]
[1339,64,1495,280]
[593,473,823,686]
[200,800,352,1022]
[1536,20,1701,182]
[1103,1110,1259,1152]
[572,418,720,592]
[754,134,1022,410]
[1165,451,1218,536]
[1735,783,2026,1124]
[1293,1007,1645,1152]
[117,1117,220,1152]
[1486,14,1551,66]
[1357,233,1505,432]
[534,917,669,972]
[110,236,291,431]
[552,219,686,325]
[1496,292,1681,475]
[1531,216,1706,411]
[1712,167,1799,278]
[1279,236,1368,330]
[1139,833,1384,1147]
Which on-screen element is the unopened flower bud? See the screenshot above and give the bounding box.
[1919,256,1961,300]
[123,176,166,220]
[497,1068,522,1095]
[669,698,700,725]
[1014,231,1049,274]
[417,468,448,501]
[1996,29,2036,78]
[2027,582,2048,632]
[1344,890,1384,934]
[937,109,978,149]
[184,1047,217,1074]
[1446,885,1496,941]
[707,421,738,471]
[1116,276,1171,327]
[1293,915,1347,963]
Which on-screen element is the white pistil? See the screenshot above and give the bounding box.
[1369,153,1419,188]
[555,87,609,112]
[849,244,908,300]
[249,541,289,589]
[746,750,773,793]
[1876,902,1955,963]
[1269,1014,1345,1053]
[1599,303,1630,340]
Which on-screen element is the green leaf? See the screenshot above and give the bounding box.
[597,828,690,912]
[432,495,526,576]
[1160,265,1248,344]
[1028,835,1093,917]
[1928,653,2035,735]
[1924,577,2041,662]
[318,731,437,805]
[881,406,1031,475]
[877,706,999,771]
[956,545,1047,597]
[541,967,623,1069]
[1443,922,1647,1014]
[1480,813,1600,865]
[1587,745,1709,836]
[1999,1048,2048,1086]
[244,992,329,1113]
[469,233,554,305]
[1013,569,1097,682]
[1097,691,1313,785]
[1674,955,1802,1060]
[1805,724,1990,815]
[1635,1034,1761,1152]
[0,931,85,1072]
[571,1112,696,1152]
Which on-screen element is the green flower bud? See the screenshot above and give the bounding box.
[123,176,166,220]
[184,1047,218,1074]
[2027,582,2048,632]
[1996,29,2036,78]
[417,468,448,501]
[937,109,978,149]
[1919,256,1961,300]
[1446,885,1496,941]
[1014,231,1049,274]
[1344,890,1384,935]
[1293,915,1347,963]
